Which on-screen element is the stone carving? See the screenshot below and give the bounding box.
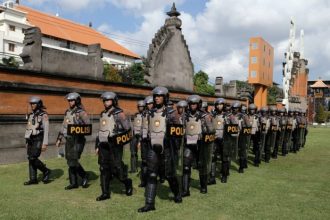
[20,27,104,79]
[145,3,194,91]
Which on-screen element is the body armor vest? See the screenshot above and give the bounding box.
[240,113,252,135]
[213,113,224,138]
[98,110,116,142]
[133,113,143,135]
[270,116,278,132]
[142,112,149,139]
[63,108,83,136]
[279,116,287,131]
[25,111,45,138]
[260,116,269,134]
[149,110,166,147]
[286,117,293,131]
[186,113,202,144]
[249,114,259,135]
[224,113,240,137]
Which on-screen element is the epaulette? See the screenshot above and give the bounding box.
[166,107,175,115]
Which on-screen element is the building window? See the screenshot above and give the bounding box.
[8,43,15,52]
[251,56,257,64]
[9,25,15,31]
[251,42,258,49]
[250,70,257,78]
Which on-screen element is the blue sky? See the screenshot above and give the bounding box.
[22,0,330,85]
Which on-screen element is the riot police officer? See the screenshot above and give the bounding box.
[301,110,308,148]
[201,101,208,112]
[138,87,182,213]
[56,92,89,190]
[130,100,145,173]
[222,101,241,183]
[24,96,51,185]
[139,96,154,187]
[175,100,188,171]
[182,95,214,195]
[292,108,302,153]
[95,92,133,201]
[208,98,225,185]
[238,105,251,173]
[254,106,270,166]
[265,106,279,162]
[283,108,294,155]
[273,108,287,158]
[247,104,259,159]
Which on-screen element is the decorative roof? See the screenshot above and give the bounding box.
[15,5,140,59]
[310,79,329,88]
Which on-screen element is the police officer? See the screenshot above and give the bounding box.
[95,92,133,201]
[138,87,182,212]
[139,96,154,187]
[283,108,294,155]
[247,104,259,160]
[56,92,89,190]
[265,106,279,162]
[175,100,188,170]
[238,105,251,173]
[254,106,270,166]
[273,108,287,158]
[201,101,208,112]
[208,98,225,185]
[292,108,301,153]
[301,110,308,148]
[24,96,51,185]
[130,100,145,173]
[182,95,214,195]
[222,101,241,183]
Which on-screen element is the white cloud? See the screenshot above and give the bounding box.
[24,0,330,83]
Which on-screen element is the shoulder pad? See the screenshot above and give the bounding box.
[112,107,123,115]
[39,111,47,116]
[166,107,175,114]
[75,108,84,113]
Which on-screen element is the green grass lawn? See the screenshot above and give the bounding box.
[1,127,330,220]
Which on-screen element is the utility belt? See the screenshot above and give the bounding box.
[26,132,43,141]
[298,124,305,129]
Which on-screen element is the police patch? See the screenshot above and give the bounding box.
[67,124,92,136]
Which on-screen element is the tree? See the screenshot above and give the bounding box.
[103,63,122,82]
[121,62,145,85]
[2,56,19,68]
[193,70,215,95]
[267,85,282,105]
[315,105,326,123]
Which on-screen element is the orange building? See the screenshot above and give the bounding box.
[248,37,274,109]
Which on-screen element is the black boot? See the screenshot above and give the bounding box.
[123,178,133,196]
[221,161,229,183]
[181,173,190,197]
[238,159,244,173]
[96,171,111,201]
[168,177,182,203]
[199,175,207,194]
[24,161,38,185]
[208,162,216,185]
[76,165,88,188]
[130,156,137,173]
[138,182,156,212]
[139,166,147,187]
[65,167,78,190]
[34,159,51,183]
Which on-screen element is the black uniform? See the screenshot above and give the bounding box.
[138,105,182,212]
[24,108,51,185]
[96,106,133,200]
[57,106,89,189]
